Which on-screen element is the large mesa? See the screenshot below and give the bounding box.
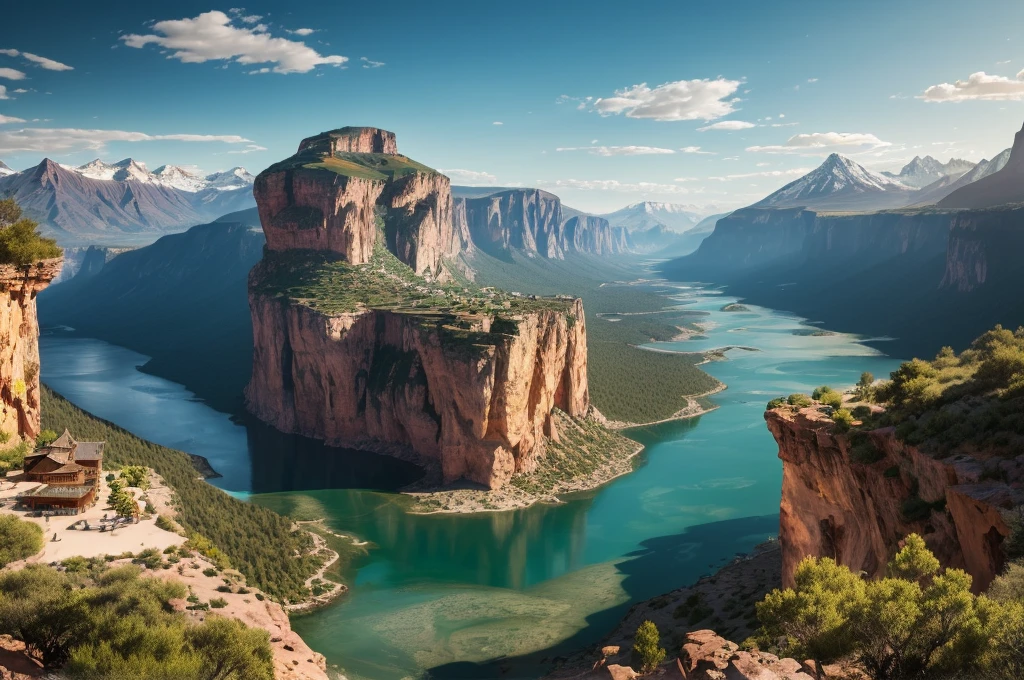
[245,126,590,489]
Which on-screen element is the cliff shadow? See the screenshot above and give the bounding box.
[243,414,425,493]
[425,513,779,679]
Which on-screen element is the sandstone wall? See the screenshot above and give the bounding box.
[0,258,61,442]
[245,284,588,488]
[766,406,1023,592]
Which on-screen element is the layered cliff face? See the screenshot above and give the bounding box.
[246,126,591,488]
[255,126,467,280]
[0,258,61,441]
[455,190,634,258]
[766,406,1022,592]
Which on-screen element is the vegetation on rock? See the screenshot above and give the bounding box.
[632,620,666,672]
[0,563,273,677]
[752,534,1024,680]
[0,198,62,266]
[42,387,321,602]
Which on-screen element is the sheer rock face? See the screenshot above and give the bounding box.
[0,258,62,442]
[245,290,588,488]
[254,126,465,279]
[766,406,1023,592]
[246,126,590,488]
[461,189,565,258]
[562,215,632,256]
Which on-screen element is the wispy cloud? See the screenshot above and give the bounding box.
[360,57,385,69]
[921,70,1024,102]
[698,168,812,181]
[541,178,691,194]
[697,120,755,132]
[0,114,25,124]
[492,121,503,126]
[590,77,742,122]
[121,11,347,74]
[0,49,73,71]
[286,28,316,37]
[556,145,675,156]
[680,146,715,154]
[747,131,891,155]
[439,168,498,185]
[0,68,26,81]
[225,143,267,154]
[0,127,253,154]
[0,86,9,100]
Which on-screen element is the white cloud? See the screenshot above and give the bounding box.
[697,120,756,132]
[542,178,690,194]
[556,145,675,156]
[0,127,253,154]
[225,143,267,154]
[0,86,8,100]
[0,68,26,81]
[747,132,891,154]
[680,146,715,154]
[121,11,347,74]
[807,78,818,83]
[288,28,316,36]
[13,89,28,94]
[997,60,1012,65]
[701,168,812,181]
[360,57,385,69]
[921,70,1024,102]
[0,114,25,124]
[439,168,498,185]
[492,121,503,126]
[0,49,73,71]
[591,78,741,122]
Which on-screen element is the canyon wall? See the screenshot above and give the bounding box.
[245,291,588,488]
[455,190,635,259]
[766,406,1023,592]
[254,126,467,280]
[0,258,62,441]
[246,126,591,488]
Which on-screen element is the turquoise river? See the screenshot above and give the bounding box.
[39,282,903,680]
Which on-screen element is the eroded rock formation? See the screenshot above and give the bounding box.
[0,258,61,442]
[255,126,467,279]
[766,405,1024,592]
[246,127,590,488]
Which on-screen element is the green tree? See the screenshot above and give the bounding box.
[831,408,854,432]
[114,491,139,518]
[0,515,43,566]
[631,620,666,672]
[35,429,58,449]
[787,393,812,408]
[0,566,87,668]
[0,199,62,266]
[888,534,940,583]
[119,465,149,489]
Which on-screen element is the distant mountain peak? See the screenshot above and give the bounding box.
[0,160,14,176]
[755,153,914,210]
[602,201,704,233]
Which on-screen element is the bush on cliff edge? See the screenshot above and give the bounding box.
[0,199,61,266]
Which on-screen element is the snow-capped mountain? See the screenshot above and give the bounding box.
[909,150,1011,206]
[754,154,916,211]
[882,155,976,189]
[0,161,15,177]
[599,201,705,233]
[0,157,257,245]
[66,158,254,195]
[204,167,256,191]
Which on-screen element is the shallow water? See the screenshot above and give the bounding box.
[39,284,902,680]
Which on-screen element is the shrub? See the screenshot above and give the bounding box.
[831,408,854,432]
[216,585,232,593]
[766,397,786,410]
[34,429,58,448]
[119,465,149,489]
[0,515,43,567]
[209,597,228,609]
[155,514,179,533]
[754,535,1006,679]
[631,620,666,672]
[820,391,844,410]
[787,393,812,408]
[203,568,219,578]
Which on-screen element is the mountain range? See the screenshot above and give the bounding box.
[881,155,975,188]
[0,157,256,245]
[598,201,705,233]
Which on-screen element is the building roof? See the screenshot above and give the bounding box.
[47,462,86,475]
[21,484,94,499]
[74,442,104,461]
[50,429,76,449]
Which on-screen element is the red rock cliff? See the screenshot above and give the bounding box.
[255,126,466,280]
[0,258,61,442]
[246,126,590,488]
[766,405,1023,592]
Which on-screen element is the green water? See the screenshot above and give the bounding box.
[40,282,903,680]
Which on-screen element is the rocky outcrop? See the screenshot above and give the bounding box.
[245,290,589,488]
[0,258,61,442]
[939,120,1024,209]
[678,630,867,680]
[766,405,1024,592]
[255,126,466,279]
[246,126,591,488]
[939,205,1024,292]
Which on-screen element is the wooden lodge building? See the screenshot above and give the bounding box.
[19,430,105,514]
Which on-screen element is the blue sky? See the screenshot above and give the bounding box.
[3,0,1024,213]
